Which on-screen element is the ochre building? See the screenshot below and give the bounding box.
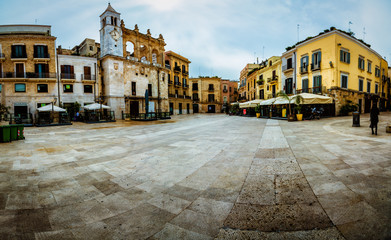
[165,51,192,115]
[0,24,57,123]
[190,77,222,113]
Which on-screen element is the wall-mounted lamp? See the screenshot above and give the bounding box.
[329,61,334,68]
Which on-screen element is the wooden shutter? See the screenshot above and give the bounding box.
[22,45,26,57]
[61,65,65,73]
[84,66,91,75]
[318,52,321,63]
[70,65,74,74]
[312,53,315,66]
[340,50,343,61]
[347,53,350,63]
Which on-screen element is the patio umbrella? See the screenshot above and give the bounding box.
[83,103,111,110]
[37,104,66,112]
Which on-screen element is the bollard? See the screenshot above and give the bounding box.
[352,112,360,127]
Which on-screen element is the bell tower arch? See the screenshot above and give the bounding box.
[99,3,123,57]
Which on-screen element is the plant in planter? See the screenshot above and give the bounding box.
[0,103,10,123]
[230,103,239,115]
[277,91,303,121]
[339,100,358,116]
[255,104,261,118]
[294,96,304,121]
[257,79,264,85]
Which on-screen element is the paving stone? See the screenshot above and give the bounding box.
[153,223,212,240]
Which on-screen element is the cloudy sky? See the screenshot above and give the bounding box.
[1,0,390,80]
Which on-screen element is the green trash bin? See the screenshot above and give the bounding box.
[9,125,18,141]
[0,125,11,142]
[16,124,25,140]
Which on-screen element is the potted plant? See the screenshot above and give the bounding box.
[277,91,303,122]
[255,104,261,118]
[295,102,303,121]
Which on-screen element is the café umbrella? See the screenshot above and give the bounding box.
[83,103,111,110]
[37,104,66,112]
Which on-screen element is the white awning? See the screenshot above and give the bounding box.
[273,97,291,105]
[37,104,66,112]
[260,98,277,105]
[84,103,111,110]
[298,93,333,104]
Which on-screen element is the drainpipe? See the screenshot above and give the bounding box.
[157,69,161,113]
[56,46,61,107]
[94,62,97,102]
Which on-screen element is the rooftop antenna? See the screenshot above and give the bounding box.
[254,52,256,64]
[297,24,300,42]
[363,27,366,41]
[348,21,353,33]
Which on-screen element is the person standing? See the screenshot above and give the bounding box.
[370,104,379,135]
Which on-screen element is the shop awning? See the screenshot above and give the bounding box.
[84,103,111,110]
[260,98,277,105]
[273,97,291,105]
[239,100,263,108]
[298,93,333,104]
[37,104,67,112]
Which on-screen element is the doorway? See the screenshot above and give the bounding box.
[169,102,174,115]
[208,105,215,113]
[358,99,362,113]
[179,103,182,114]
[187,103,190,114]
[130,101,139,116]
[193,104,199,113]
[364,96,371,113]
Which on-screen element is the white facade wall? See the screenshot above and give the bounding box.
[58,54,98,107]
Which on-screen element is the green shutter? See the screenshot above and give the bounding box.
[312,53,315,65]
[340,50,343,61]
[347,52,350,63]
[318,51,321,63]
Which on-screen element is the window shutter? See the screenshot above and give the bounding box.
[312,53,315,65]
[44,64,49,73]
[300,57,303,67]
[340,50,343,61]
[306,56,309,65]
[347,53,350,63]
[70,65,74,74]
[60,65,65,73]
[318,52,321,63]
[34,45,37,57]
[22,45,26,56]
[35,64,39,73]
[319,75,322,86]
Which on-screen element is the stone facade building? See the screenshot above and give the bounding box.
[99,4,169,119]
[221,79,239,111]
[0,24,57,122]
[238,63,258,102]
[190,77,222,113]
[165,51,192,115]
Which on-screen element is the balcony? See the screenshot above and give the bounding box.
[192,87,198,91]
[193,98,200,102]
[267,76,278,83]
[208,99,216,103]
[174,66,181,73]
[208,88,214,92]
[34,53,50,59]
[61,73,76,79]
[182,70,188,76]
[81,74,96,80]
[185,96,191,99]
[0,53,4,60]
[178,95,184,98]
[183,83,188,88]
[311,62,321,71]
[257,80,264,85]
[0,72,56,79]
[168,80,173,85]
[11,54,27,60]
[168,93,175,98]
[282,64,293,72]
[300,65,308,74]
[165,64,171,69]
[223,89,228,93]
[296,86,323,94]
[174,81,181,87]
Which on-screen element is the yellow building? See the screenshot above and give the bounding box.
[288,27,389,114]
[254,56,281,100]
[165,51,192,115]
[0,24,57,123]
[190,77,222,113]
[238,63,258,102]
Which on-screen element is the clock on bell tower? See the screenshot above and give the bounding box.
[99,3,123,58]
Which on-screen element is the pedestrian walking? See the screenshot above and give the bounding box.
[370,104,379,135]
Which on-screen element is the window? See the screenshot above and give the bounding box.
[367,81,371,93]
[229,87,232,92]
[84,66,91,80]
[358,57,365,70]
[183,78,187,87]
[340,74,348,89]
[224,96,227,103]
[90,46,94,51]
[300,56,309,73]
[148,84,152,96]
[272,70,276,79]
[367,61,372,73]
[340,49,350,63]
[15,63,24,77]
[259,89,264,99]
[375,67,380,77]
[359,79,363,92]
[311,51,321,70]
[132,82,136,95]
[375,83,378,94]
[35,64,49,78]
[209,84,214,90]
[0,84,2,93]
[287,58,292,69]
[37,84,48,93]
[208,94,215,102]
[63,84,73,93]
[11,45,27,58]
[15,83,26,92]
[183,91,186,96]
[34,45,48,58]
[61,65,74,79]
[302,79,308,93]
[193,93,199,100]
[192,83,198,91]
[313,75,322,93]
[84,85,93,93]
[285,78,293,94]
[259,74,263,80]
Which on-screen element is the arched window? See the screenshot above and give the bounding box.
[152,53,157,63]
[269,60,272,66]
[111,16,114,25]
[126,41,135,58]
[182,65,186,72]
[141,56,147,61]
[114,18,117,26]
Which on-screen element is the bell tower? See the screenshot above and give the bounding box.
[99,3,123,57]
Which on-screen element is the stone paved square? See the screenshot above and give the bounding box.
[0,113,391,239]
